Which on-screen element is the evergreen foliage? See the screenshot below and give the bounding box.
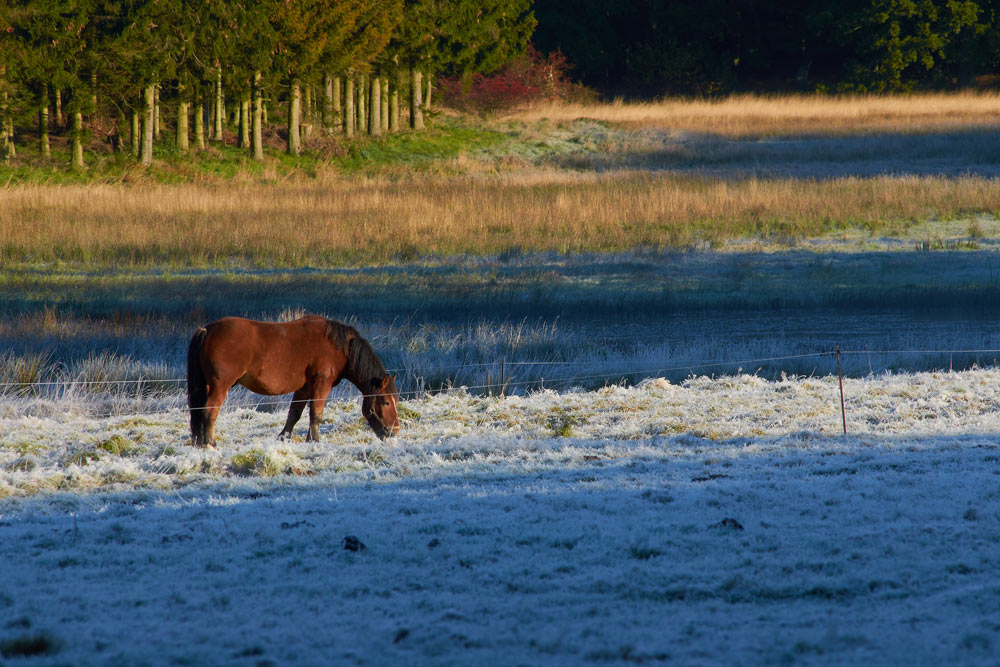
[0,0,533,165]
[533,0,1000,95]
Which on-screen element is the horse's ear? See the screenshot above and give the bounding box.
[380,375,393,390]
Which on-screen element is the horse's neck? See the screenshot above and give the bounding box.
[342,364,365,393]
[342,351,380,394]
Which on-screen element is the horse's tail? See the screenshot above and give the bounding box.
[187,327,209,445]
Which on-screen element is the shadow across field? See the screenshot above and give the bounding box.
[3,248,1000,401]
[0,427,997,664]
[551,124,1000,179]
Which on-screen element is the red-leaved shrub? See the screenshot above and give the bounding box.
[439,45,592,115]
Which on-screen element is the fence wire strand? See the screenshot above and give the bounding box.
[3,347,999,420]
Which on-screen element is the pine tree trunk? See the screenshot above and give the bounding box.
[214,65,224,142]
[358,74,367,134]
[369,77,382,136]
[302,85,312,142]
[410,67,424,130]
[90,71,98,115]
[345,74,355,138]
[130,110,140,159]
[71,111,84,169]
[141,83,154,165]
[333,76,344,132]
[424,73,432,111]
[239,92,250,148]
[391,70,401,132]
[177,98,190,154]
[115,112,127,153]
[381,79,389,132]
[55,89,63,129]
[153,84,161,140]
[194,91,205,150]
[39,87,50,158]
[287,79,301,155]
[1,91,13,161]
[323,74,333,130]
[252,71,264,161]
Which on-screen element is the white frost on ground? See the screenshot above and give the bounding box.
[1,370,999,664]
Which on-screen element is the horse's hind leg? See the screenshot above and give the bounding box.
[202,383,230,449]
[279,387,309,440]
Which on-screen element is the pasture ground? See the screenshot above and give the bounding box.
[2,371,999,664]
[3,94,1000,664]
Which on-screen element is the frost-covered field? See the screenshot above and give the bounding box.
[2,370,1000,664]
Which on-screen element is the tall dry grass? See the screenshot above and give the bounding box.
[2,172,999,266]
[505,92,1000,136]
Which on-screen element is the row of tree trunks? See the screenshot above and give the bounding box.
[14,65,434,166]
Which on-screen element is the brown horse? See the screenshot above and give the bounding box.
[187,316,400,447]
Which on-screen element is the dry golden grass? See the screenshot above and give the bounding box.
[505,92,1000,136]
[3,171,999,266]
[5,92,1000,266]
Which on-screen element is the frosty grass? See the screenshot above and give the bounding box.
[1,370,998,664]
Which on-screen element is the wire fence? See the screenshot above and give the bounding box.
[3,347,1000,420]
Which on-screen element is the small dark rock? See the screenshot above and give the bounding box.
[0,632,60,658]
[393,629,410,644]
[641,490,674,504]
[342,535,367,552]
[427,538,441,549]
[692,473,731,482]
[712,517,744,531]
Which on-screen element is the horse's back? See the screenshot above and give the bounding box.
[200,316,343,394]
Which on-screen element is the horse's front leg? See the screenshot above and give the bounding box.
[307,380,335,442]
[279,387,309,440]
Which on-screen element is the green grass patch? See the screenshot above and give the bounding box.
[96,434,138,456]
[64,448,103,467]
[229,449,308,477]
[3,441,49,456]
[333,122,509,173]
[0,117,509,185]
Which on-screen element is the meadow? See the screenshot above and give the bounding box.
[3,93,1000,403]
[3,93,1000,664]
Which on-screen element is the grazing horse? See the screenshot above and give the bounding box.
[187,316,400,447]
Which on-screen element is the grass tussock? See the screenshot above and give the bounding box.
[505,92,1000,137]
[2,173,999,267]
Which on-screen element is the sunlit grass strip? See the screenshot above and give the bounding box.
[504,92,1000,137]
[3,173,1000,267]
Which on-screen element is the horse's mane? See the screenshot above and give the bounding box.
[324,318,386,385]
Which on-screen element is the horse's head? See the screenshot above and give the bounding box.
[362,374,400,439]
